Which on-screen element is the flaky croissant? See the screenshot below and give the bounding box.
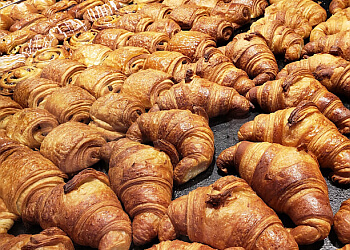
[247,69,350,134]
[25,45,70,69]
[330,0,350,14]
[205,1,251,25]
[217,141,333,245]
[0,96,22,130]
[40,121,106,174]
[127,109,214,184]
[238,101,350,184]
[138,2,173,20]
[168,4,209,30]
[191,16,234,42]
[30,168,132,249]
[158,175,298,249]
[155,74,250,118]
[224,32,278,85]
[100,138,173,245]
[0,197,18,234]
[334,199,350,244]
[70,44,112,67]
[127,31,170,53]
[147,240,220,250]
[89,93,145,141]
[115,13,154,33]
[6,108,59,149]
[120,69,174,109]
[93,28,134,50]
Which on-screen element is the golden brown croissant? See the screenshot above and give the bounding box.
[120,69,174,108]
[89,93,145,140]
[42,0,78,17]
[25,45,70,69]
[158,175,298,249]
[126,109,214,184]
[67,0,104,19]
[19,34,59,57]
[70,44,112,67]
[102,46,150,76]
[147,240,222,250]
[143,50,191,82]
[138,3,173,20]
[217,141,333,245]
[267,0,327,27]
[118,3,147,15]
[40,58,86,86]
[29,12,73,35]
[168,31,216,61]
[0,96,22,130]
[0,54,26,76]
[302,31,350,61]
[0,29,37,54]
[48,19,91,41]
[191,16,234,42]
[0,227,74,250]
[277,54,350,98]
[91,15,121,30]
[10,2,38,21]
[42,85,95,123]
[155,74,250,118]
[330,0,350,14]
[168,4,209,30]
[0,197,18,234]
[224,0,268,18]
[40,121,106,174]
[0,14,14,31]
[27,0,56,12]
[247,69,350,133]
[334,199,350,244]
[75,65,126,98]
[127,31,170,53]
[0,65,42,96]
[93,28,134,50]
[63,29,99,52]
[6,108,59,149]
[249,17,304,61]
[100,138,173,245]
[115,13,154,33]
[224,32,278,85]
[146,18,182,38]
[238,101,350,184]
[30,168,132,249]
[13,77,60,108]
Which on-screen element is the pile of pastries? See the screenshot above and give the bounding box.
[1,0,350,249]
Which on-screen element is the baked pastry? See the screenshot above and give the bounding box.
[334,199,350,244]
[30,11,73,36]
[0,14,14,31]
[10,2,38,21]
[226,0,268,18]
[42,0,78,16]
[63,29,99,52]
[158,175,298,249]
[191,16,234,42]
[127,31,170,53]
[168,4,209,30]
[70,44,112,67]
[25,45,70,68]
[83,1,120,22]
[93,28,134,50]
[67,0,104,19]
[40,122,106,174]
[206,1,251,25]
[0,54,26,76]
[91,15,121,30]
[100,138,173,245]
[19,34,59,57]
[217,141,333,245]
[138,3,172,20]
[115,13,154,32]
[49,19,91,41]
[146,18,181,38]
[127,109,214,184]
[9,13,45,32]
[147,240,220,250]
[27,0,57,12]
[0,29,37,54]
[0,197,18,234]
[330,0,350,13]
[0,96,22,130]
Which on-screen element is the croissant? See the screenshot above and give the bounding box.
[63,29,99,52]
[40,121,106,174]
[0,227,74,250]
[83,1,120,22]
[250,17,304,61]
[146,18,182,39]
[191,16,234,42]
[143,50,191,82]
[225,0,268,18]
[340,244,350,250]
[207,1,251,26]
[0,96,22,130]
[334,199,350,244]
[100,138,173,245]
[168,4,209,30]
[138,3,173,20]
[310,8,350,42]
[267,0,327,27]
[217,141,333,245]
[91,15,121,30]
[67,0,104,19]
[102,46,150,76]
[0,29,37,54]
[93,28,134,50]
[118,3,147,15]
[147,240,222,250]
[155,74,250,118]
[89,93,145,140]
[158,175,298,249]
[247,69,350,134]
[0,197,18,234]
[75,65,126,98]
[0,54,26,76]
[330,0,350,14]
[238,101,350,184]
[127,31,170,53]
[43,86,96,123]
[120,69,174,108]
[224,32,278,85]
[126,109,214,184]
[277,54,350,98]
[302,31,350,61]
[0,65,42,96]
[70,44,112,67]
[13,77,60,109]
[49,19,91,41]
[27,0,56,12]
[115,13,154,33]
[8,13,45,32]
[25,45,70,69]
[6,108,59,149]
[10,2,38,21]
[30,168,132,249]
[42,0,78,17]
[0,14,14,31]
[168,31,216,61]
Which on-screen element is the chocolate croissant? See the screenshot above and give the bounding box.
[228,0,268,18]
[40,121,106,174]
[30,168,132,249]
[138,2,173,20]
[168,4,209,30]
[25,45,70,69]
[330,0,350,14]
[191,16,234,42]
[90,93,145,141]
[75,65,126,98]
[158,175,298,249]
[224,32,278,85]
[70,44,112,67]
[238,101,350,184]
[43,85,96,124]
[127,31,170,53]
[146,18,181,38]
[155,74,250,118]
[6,108,59,149]
[115,13,154,33]
[207,1,251,25]
[100,138,173,245]
[217,141,333,245]
[120,69,174,109]
[334,199,350,244]
[0,96,22,130]
[126,109,214,184]
[93,28,134,50]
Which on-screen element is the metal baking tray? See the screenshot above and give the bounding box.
[9,0,350,249]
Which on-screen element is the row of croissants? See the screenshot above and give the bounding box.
[1,0,350,249]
